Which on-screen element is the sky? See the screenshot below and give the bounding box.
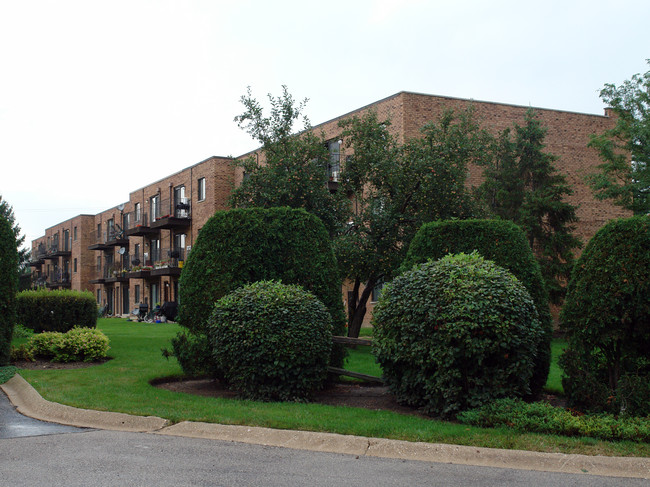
[1,0,649,250]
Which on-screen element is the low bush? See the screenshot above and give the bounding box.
[17,289,97,333]
[373,252,541,418]
[207,281,332,402]
[21,327,110,363]
[458,398,650,443]
[401,219,552,397]
[560,215,650,416]
[165,331,220,379]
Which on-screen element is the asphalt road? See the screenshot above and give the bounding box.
[1,389,647,486]
[1,429,647,487]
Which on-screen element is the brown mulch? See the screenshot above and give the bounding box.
[153,376,428,417]
[12,358,112,370]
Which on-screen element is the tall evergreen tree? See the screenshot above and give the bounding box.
[478,109,581,303]
[0,195,29,267]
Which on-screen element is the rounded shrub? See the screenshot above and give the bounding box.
[16,289,97,333]
[560,215,650,416]
[401,219,552,397]
[0,215,18,366]
[176,207,345,371]
[373,252,541,418]
[27,327,110,363]
[207,281,332,402]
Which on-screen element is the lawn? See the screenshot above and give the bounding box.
[13,318,649,458]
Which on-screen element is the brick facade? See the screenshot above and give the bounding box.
[29,92,629,321]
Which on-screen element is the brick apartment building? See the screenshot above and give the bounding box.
[28,91,630,318]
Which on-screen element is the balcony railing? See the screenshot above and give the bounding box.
[150,198,191,229]
[124,211,159,237]
[47,271,71,288]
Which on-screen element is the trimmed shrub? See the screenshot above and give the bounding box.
[207,281,332,402]
[560,216,650,416]
[176,207,345,371]
[26,327,110,363]
[373,252,541,418]
[401,219,552,397]
[16,289,97,333]
[0,215,18,366]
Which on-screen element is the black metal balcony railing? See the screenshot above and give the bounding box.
[150,198,191,228]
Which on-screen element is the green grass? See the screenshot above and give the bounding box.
[13,319,649,457]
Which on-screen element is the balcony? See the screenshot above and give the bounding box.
[29,244,46,267]
[106,227,129,247]
[124,212,159,237]
[150,198,191,230]
[50,237,73,257]
[149,247,186,277]
[47,271,71,289]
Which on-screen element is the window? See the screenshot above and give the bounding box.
[96,255,101,272]
[97,223,102,239]
[150,195,160,222]
[327,139,341,181]
[198,177,206,201]
[135,285,140,304]
[74,226,78,241]
[74,258,78,273]
[135,203,141,222]
[133,243,141,264]
[372,281,384,302]
[97,289,101,304]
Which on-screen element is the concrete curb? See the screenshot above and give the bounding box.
[1,375,168,432]
[3,374,649,479]
[156,421,650,479]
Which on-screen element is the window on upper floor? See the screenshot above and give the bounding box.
[74,226,78,241]
[327,139,342,182]
[74,258,78,273]
[198,177,206,201]
[150,195,160,222]
[135,203,141,222]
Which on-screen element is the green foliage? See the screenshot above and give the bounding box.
[373,252,541,418]
[0,366,18,384]
[476,109,581,303]
[25,327,110,363]
[337,108,487,336]
[587,60,650,214]
[16,289,99,333]
[0,195,29,267]
[0,214,18,366]
[458,398,650,443]
[230,86,349,236]
[176,207,345,367]
[402,219,552,397]
[207,281,332,402]
[12,323,34,340]
[166,331,219,378]
[560,216,650,416]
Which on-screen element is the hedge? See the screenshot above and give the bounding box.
[560,215,650,416]
[0,215,18,365]
[401,219,552,397]
[16,289,97,333]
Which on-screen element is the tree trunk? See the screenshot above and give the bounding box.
[347,276,377,338]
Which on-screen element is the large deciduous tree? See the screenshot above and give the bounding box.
[477,109,581,303]
[587,61,650,215]
[229,86,349,236]
[338,109,488,337]
[0,195,29,267]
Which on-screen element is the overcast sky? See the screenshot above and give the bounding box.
[1,0,649,249]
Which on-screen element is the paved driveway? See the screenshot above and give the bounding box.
[0,390,91,438]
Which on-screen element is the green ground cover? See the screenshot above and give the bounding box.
[13,318,649,457]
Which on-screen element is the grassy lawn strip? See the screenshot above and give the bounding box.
[16,318,649,458]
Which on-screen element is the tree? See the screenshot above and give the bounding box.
[587,61,650,215]
[229,86,349,236]
[338,109,488,337]
[477,109,581,303]
[0,195,30,267]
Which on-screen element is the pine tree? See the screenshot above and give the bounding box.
[478,109,581,303]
